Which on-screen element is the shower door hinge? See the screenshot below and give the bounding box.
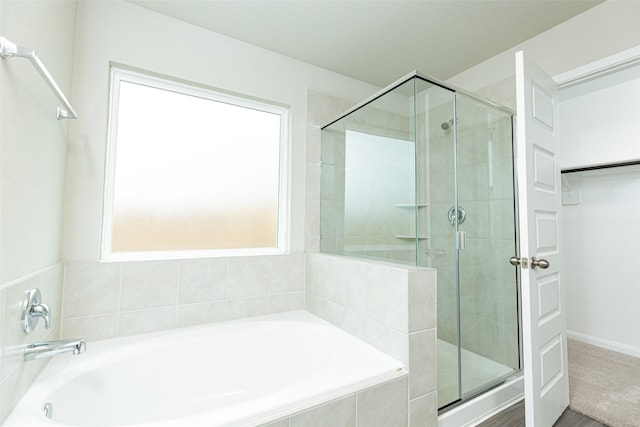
[509,256,528,269]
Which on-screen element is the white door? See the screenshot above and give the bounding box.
[515,50,570,426]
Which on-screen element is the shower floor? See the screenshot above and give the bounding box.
[438,339,515,407]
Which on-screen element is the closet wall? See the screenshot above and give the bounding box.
[560,60,640,357]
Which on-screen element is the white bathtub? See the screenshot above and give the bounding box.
[5,311,406,427]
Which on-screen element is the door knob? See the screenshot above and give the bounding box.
[530,257,550,269]
[509,256,528,268]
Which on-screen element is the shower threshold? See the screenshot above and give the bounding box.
[438,371,524,427]
[438,339,516,407]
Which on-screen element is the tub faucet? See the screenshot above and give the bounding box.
[24,339,87,361]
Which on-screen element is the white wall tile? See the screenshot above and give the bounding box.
[410,391,438,427]
[409,329,437,399]
[178,258,227,304]
[0,267,64,423]
[365,319,409,366]
[63,262,121,317]
[120,261,179,311]
[2,275,47,379]
[176,301,227,328]
[118,307,176,336]
[268,254,305,294]
[268,293,304,314]
[290,394,356,427]
[365,266,408,332]
[409,269,437,332]
[227,296,269,320]
[227,257,269,298]
[62,314,119,342]
[257,418,290,427]
[356,376,408,427]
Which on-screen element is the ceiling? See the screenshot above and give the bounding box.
[128,0,603,87]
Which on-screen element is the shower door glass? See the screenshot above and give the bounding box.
[454,94,519,402]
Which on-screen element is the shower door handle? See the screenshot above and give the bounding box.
[530,257,550,270]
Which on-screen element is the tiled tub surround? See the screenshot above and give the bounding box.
[5,311,408,427]
[0,264,63,423]
[306,253,438,426]
[60,255,305,341]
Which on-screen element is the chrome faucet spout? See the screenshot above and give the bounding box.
[24,339,87,361]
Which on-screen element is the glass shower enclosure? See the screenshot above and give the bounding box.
[320,72,520,409]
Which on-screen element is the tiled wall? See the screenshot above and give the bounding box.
[60,255,305,341]
[307,90,439,425]
[0,266,63,422]
[305,253,437,426]
[258,376,409,427]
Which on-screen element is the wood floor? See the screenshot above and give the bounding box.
[478,400,608,427]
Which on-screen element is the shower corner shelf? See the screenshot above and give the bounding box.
[394,204,428,208]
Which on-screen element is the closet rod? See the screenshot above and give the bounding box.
[0,36,77,120]
[561,160,640,174]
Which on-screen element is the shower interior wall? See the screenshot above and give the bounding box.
[319,88,422,265]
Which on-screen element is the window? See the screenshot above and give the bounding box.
[102,66,289,260]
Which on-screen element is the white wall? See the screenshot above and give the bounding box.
[559,62,640,169]
[0,0,77,422]
[559,60,640,356]
[447,0,640,109]
[62,0,378,261]
[562,166,640,356]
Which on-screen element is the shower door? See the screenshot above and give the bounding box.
[436,93,520,409]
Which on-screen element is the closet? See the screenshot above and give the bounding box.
[559,52,640,357]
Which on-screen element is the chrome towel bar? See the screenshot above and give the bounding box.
[0,35,77,120]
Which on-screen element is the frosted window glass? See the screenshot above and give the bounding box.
[104,71,287,258]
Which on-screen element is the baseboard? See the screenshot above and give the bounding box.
[567,330,640,358]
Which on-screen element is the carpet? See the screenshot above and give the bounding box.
[568,339,640,427]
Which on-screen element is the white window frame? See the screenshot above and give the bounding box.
[102,66,290,261]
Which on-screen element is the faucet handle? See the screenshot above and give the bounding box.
[22,289,51,334]
[29,302,51,330]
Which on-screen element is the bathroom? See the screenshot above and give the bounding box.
[1,1,640,426]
